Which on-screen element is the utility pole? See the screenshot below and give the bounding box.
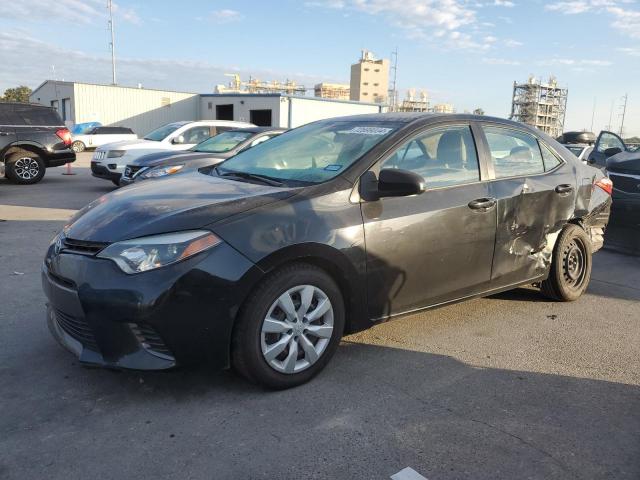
[590,97,596,132]
[108,0,117,85]
[389,47,398,111]
[607,99,614,131]
[619,93,628,138]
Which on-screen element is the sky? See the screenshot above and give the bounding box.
[0,0,638,136]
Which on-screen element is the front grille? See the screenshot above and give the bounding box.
[55,309,99,351]
[129,323,174,359]
[608,173,640,194]
[93,151,107,161]
[62,237,108,256]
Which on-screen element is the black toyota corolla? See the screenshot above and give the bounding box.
[43,113,612,389]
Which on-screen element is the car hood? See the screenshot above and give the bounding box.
[97,139,164,151]
[131,151,220,168]
[65,172,299,243]
[607,151,640,173]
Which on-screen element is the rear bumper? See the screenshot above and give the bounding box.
[46,151,76,168]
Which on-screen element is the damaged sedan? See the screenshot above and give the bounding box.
[42,114,612,389]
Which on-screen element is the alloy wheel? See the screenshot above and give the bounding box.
[14,157,40,181]
[260,284,334,374]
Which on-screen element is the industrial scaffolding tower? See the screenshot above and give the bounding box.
[510,76,568,138]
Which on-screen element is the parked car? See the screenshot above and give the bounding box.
[563,144,593,163]
[605,149,640,213]
[120,127,286,185]
[0,102,75,184]
[91,120,253,185]
[586,130,631,168]
[71,126,137,153]
[43,113,611,389]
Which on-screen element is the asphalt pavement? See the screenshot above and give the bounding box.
[1,154,639,480]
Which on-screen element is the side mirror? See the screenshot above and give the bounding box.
[172,135,185,145]
[360,169,426,201]
[604,147,622,158]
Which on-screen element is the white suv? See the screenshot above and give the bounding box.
[71,126,137,152]
[91,120,253,185]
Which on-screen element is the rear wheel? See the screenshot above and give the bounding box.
[231,263,345,389]
[541,224,592,301]
[71,141,85,153]
[5,152,46,184]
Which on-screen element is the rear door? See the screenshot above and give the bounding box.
[479,124,576,287]
[362,122,497,319]
[0,105,18,156]
[588,131,627,168]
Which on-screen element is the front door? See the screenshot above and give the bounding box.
[588,130,627,168]
[361,124,496,320]
[481,124,577,286]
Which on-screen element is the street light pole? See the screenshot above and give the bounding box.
[108,0,117,85]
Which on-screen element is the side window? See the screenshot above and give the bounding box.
[483,126,545,178]
[380,125,480,189]
[213,126,232,136]
[596,132,625,153]
[182,126,211,144]
[539,142,562,171]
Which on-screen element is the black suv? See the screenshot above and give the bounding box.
[0,102,76,184]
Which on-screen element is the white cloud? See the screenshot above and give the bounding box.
[536,58,613,67]
[307,0,522,51]
[618,46,640,56]
[210,9,244,24]
[0,0,140,24]
[0,31,326,94]
[482,57,521,65]
[545,1,640,38]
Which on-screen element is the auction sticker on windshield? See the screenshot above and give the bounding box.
[339,126,393,135]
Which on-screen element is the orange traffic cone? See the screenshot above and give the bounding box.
[62,162,76,176]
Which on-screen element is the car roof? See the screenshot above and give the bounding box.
[226,127,287,134]
[316,112,531,130]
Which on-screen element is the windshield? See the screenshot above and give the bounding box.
[143,122,185,141]
[216,120,400,184]
[193,131,253,153]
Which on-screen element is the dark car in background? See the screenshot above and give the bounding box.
[587,130,630,168]
[606,150,640,213]
[120,127,285,185]
[0,102,75,184]
[43,113,611,389]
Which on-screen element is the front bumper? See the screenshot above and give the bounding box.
[91,161,122,182]
[42,241,262,371]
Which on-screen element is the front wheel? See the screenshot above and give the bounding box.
[232,263,345,389]
[5,152,46,184]
[541,224,592,301]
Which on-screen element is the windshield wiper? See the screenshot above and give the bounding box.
[218,169,284,187]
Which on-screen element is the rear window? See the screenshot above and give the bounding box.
[0,103,62,126]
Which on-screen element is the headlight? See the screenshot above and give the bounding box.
[107,150,126,158]
[141,164,185,178]
[97,230,221,274]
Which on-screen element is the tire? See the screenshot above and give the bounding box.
[71,141,85,153]
[231,263,345,389]
[541,224,592,301]
[5,151,46,185]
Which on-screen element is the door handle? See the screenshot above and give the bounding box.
[555,184,574,195]
[468,197,497,210]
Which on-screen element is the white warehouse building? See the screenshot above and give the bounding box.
[30,81,384,136]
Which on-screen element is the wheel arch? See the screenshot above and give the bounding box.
[255,242,369,335]
[3,142,47,161]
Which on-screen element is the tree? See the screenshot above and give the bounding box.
[473,108,485,116]
[1,86,32,103]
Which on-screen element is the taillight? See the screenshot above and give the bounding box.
[56,128,72,146]
[594,177,613,195]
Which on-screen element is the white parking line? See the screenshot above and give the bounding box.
[391,467,428,480]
